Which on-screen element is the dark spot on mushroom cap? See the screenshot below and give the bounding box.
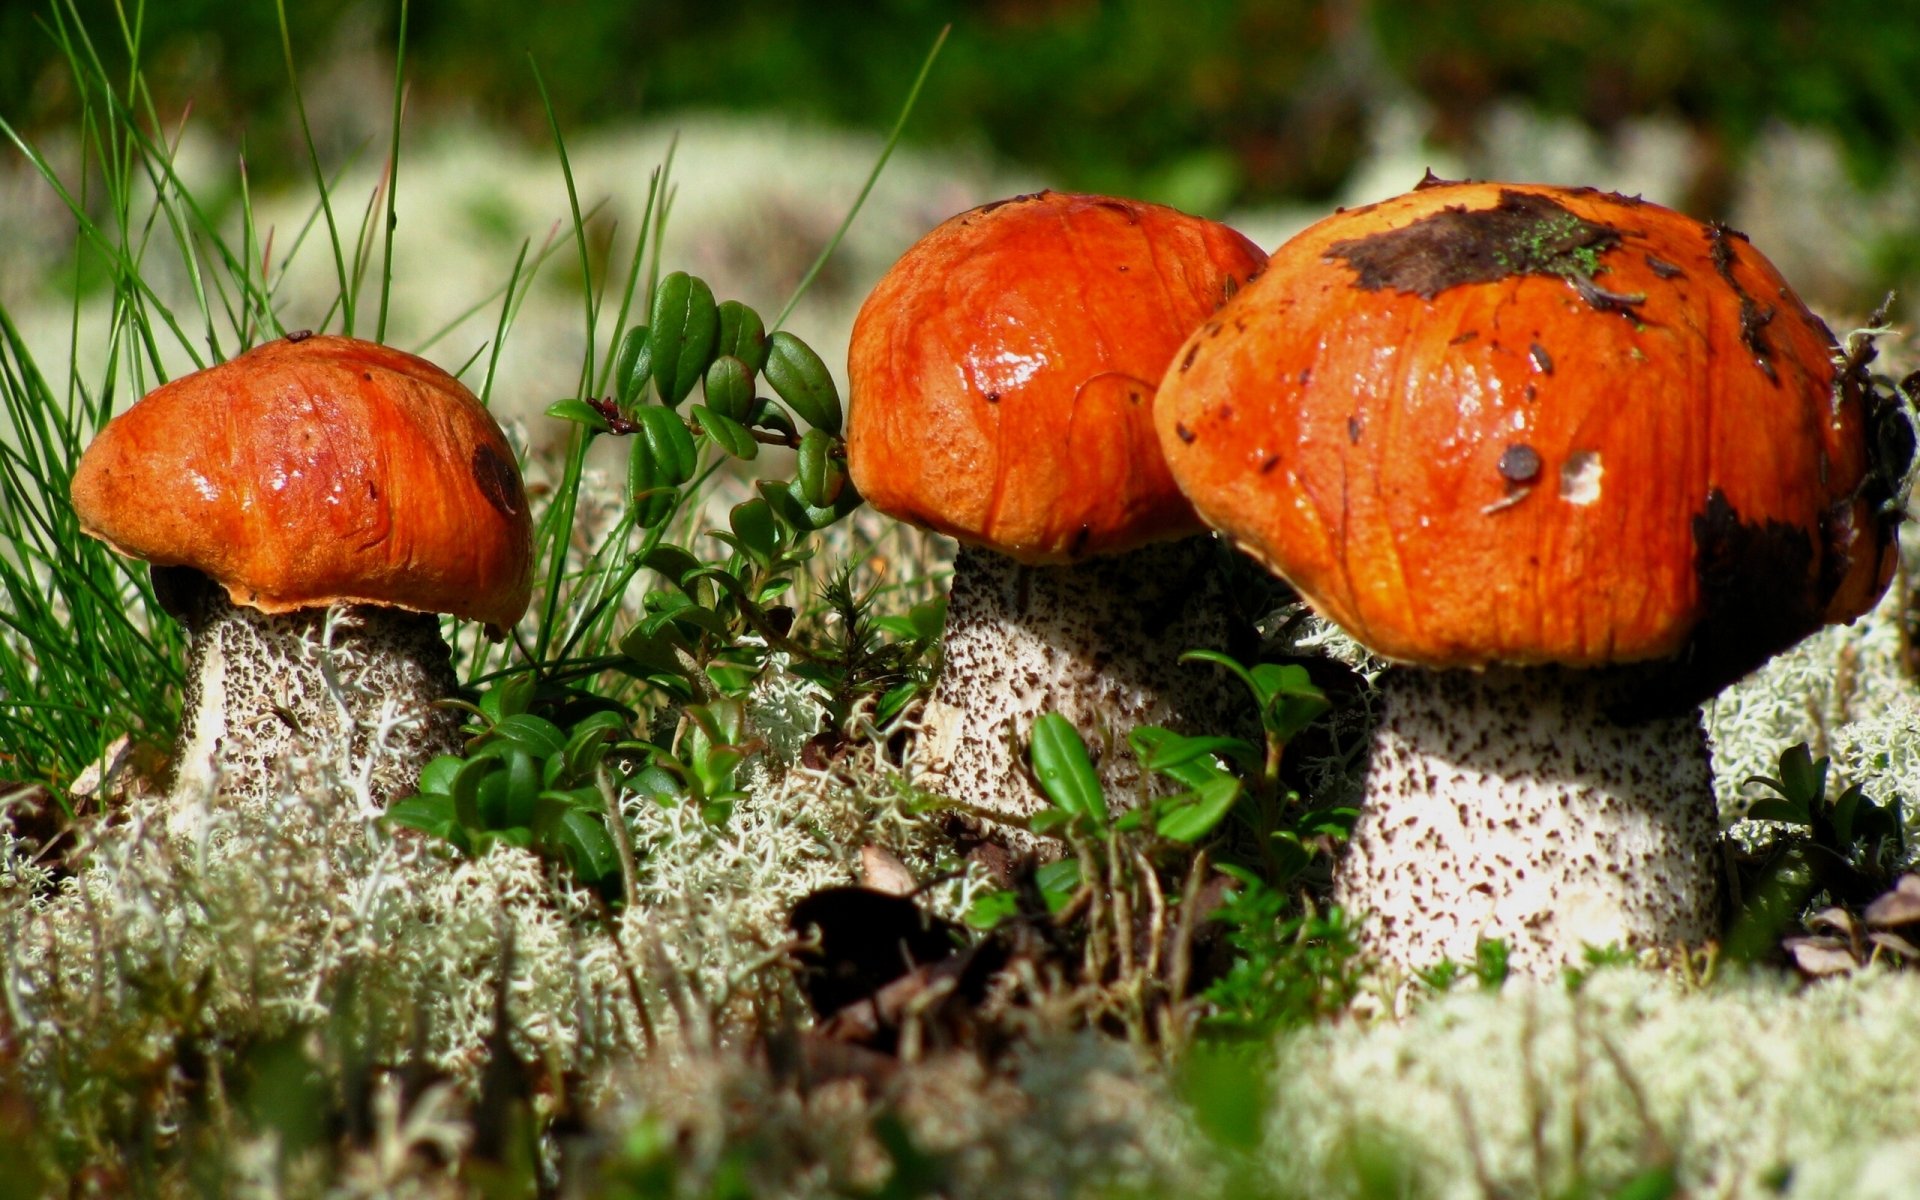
[985,391,1001,404]
[1612,489,1822,721]
[471,444,524,519]
[1325,190,1623,300]
[1347,416,1362,444]
[1645,253,1683,279]
[1498,444,1542,483]
[1175,423,1196,444]
[285,329,314,343]
[1180,344,1200,373]
[1528,343,1554,375]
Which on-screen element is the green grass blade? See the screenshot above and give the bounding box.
[771,24,949,330]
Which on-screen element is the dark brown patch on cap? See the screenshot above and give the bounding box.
[1324,190,1623,301]
[1614,489,1820,720]
[471,444,524,519]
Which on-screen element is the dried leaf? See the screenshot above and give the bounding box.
[1783,936,1860,976]
[1864,874,1920,928]
[859,845,918,897]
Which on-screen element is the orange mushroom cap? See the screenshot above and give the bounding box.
[847,191,1268,564]
[1156,180,1898,691]
[71,334,534,631]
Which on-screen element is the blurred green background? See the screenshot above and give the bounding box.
[8,0,1918,201]
[5,0,1920,308]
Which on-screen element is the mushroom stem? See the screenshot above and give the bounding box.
[158,567,464,811]
[922,536,1248,848]
[1334,665,1721,973]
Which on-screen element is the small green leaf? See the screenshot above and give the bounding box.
[716,300,769,372]
[544,398,612,433]
[1029,713,1108,829]
[693,405,760,459]
[620,626,688,677]
[1130,727,1257,781]
[756,478,814,530]
[1831,784,1861,846]
[729,498,778,567]
[562,712,627,781]
[762,330,842,434]
[1034,857,1082,911]
[703,354,756,423]
[635,405,698,485]
[627,435,677,528]
[450,755,497,830]
[614,324,652,408]
[748,398,798,440]
[1776,742,1825,806]
[489,713,567,758]
[1247,662,1332,739]
[550,808,620,883]
[475,748,541,830]
[416,754,466,797]
[479,674,536,725]
[1154,776,1242,843]
[795,428,842,508]
[965,888,1019,930]
[639,545,703,588]
[648,272,719,407]
[386,792,458,839]
[1746,798,1809,826]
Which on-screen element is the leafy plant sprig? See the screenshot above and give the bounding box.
[967,650,1353,926]
[1727,741,1910,959]
[386,676,641,894]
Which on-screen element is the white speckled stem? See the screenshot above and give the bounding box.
[1334,666,1721,974]
[165,569,464,812]
[922,537,1246,851]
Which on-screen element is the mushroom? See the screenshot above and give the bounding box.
[1154,179,1904,971]
[70,333,533,812]
[846,191,1268,841]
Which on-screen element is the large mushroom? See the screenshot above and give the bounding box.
[847,191,1268,841]
[1154,179,1904,971]
[71,333,533,811]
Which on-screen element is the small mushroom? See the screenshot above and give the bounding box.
[70,334,533,812]
[847,191,1268,843]
[1155,181,1904,971]
[1865,874,1920,929]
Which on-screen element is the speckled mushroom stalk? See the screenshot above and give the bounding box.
[845,191,1269,847]
[71,334,534,816]
[1340,666,1719,971]
[924,537,1246,840]
[1154,179,1905,972]
[156,567,466,808]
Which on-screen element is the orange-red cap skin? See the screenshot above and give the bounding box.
[1156,181,1893,670]
[847,191,1268,564]
[71,334,534,630]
